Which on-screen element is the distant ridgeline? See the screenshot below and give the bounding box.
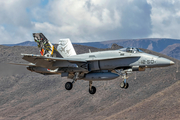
[75,38,180,52]
[2,38,180,53]
[2,41,37,47]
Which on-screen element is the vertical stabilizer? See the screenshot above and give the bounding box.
[57,38,76,58]
[33,33,61,57]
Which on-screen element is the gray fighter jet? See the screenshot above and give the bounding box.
[12,33,175,94]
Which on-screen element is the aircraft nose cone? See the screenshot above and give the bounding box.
[170,61,175,65]
[156,57,175,67]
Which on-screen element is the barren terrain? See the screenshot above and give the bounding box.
[0,45,179,120]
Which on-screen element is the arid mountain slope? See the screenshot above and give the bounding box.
[0,45,179,120]
[161,44,180,60]
[106,81,180,120]
[75,38,180,52]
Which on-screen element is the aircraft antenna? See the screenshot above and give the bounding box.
[176,63,179,73]
[134,72,137,79]
[174,62,178,80]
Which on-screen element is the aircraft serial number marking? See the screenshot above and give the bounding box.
[141,60,155,64]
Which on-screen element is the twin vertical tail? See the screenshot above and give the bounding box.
[33,33,76,58]
[57,38,76,58]
[33,33,61,57]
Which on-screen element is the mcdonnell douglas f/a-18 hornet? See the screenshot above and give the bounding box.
[12,33,175,94]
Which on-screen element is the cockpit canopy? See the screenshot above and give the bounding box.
[119,47,143,53]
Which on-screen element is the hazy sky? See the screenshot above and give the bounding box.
[0,0,180,44]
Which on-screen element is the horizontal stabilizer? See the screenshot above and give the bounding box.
[21,53,86,62]
[20,53,84,69]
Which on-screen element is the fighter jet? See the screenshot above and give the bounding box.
[12,33,175,94]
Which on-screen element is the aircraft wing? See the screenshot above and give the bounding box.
[21,53,86,69]
[20,54,140,69]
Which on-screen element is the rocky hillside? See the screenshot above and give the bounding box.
[75,38,180,52]
[0,45,179,120]
[161,44,180,60]
[106,81,180,120]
